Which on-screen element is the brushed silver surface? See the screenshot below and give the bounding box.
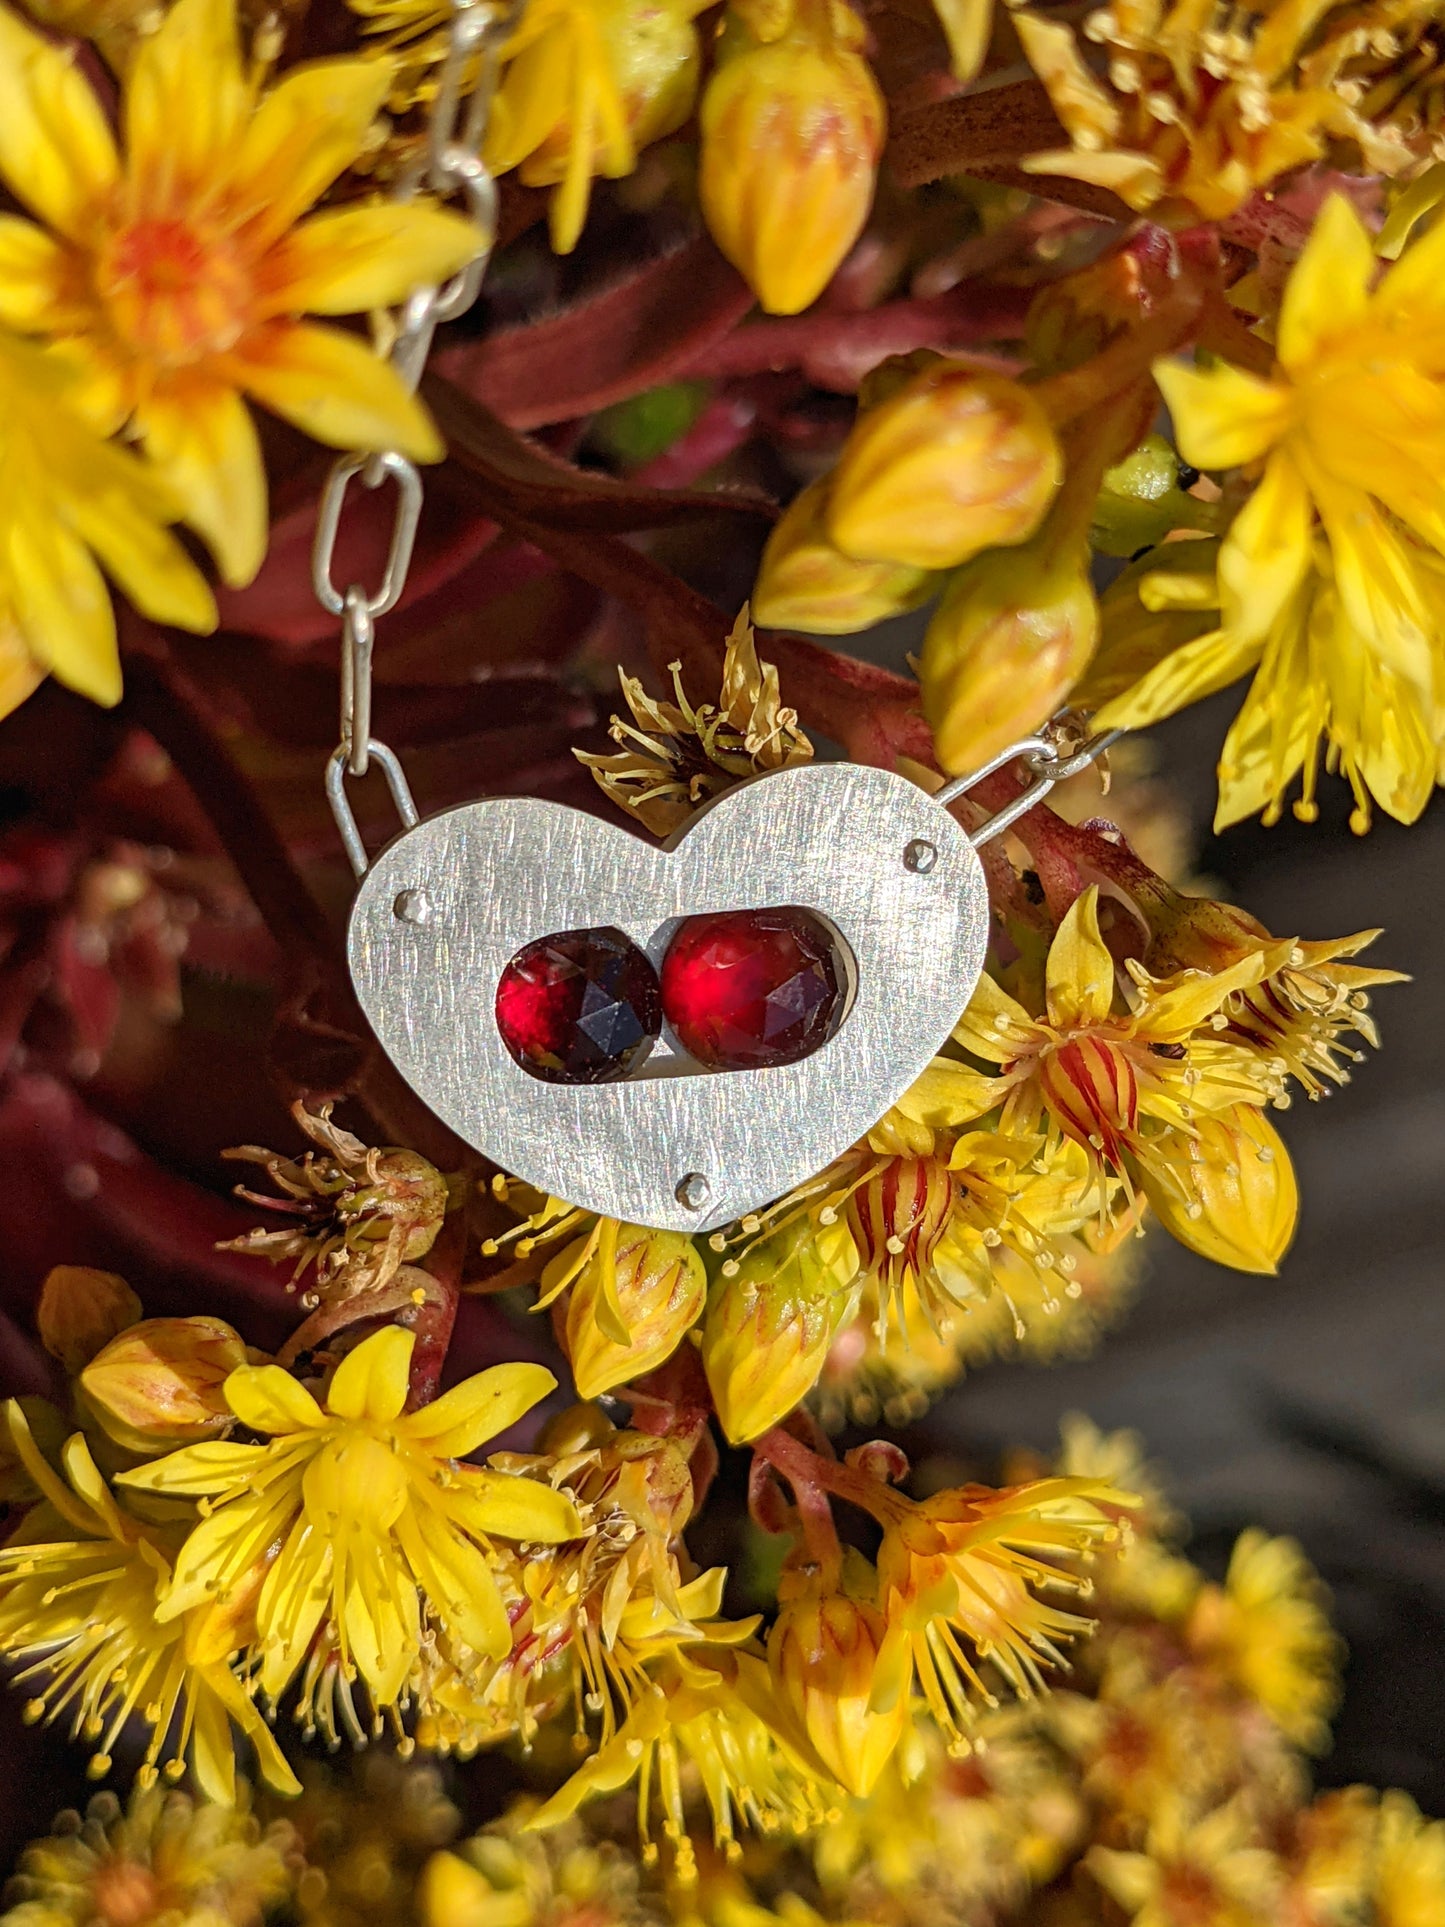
[347,762,989,1232]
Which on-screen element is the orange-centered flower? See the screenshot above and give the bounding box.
[0,0,484,586]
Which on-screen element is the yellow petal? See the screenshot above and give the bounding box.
[159,1485,300,1619]
[226,1362,327,1433]
[256,1516,333,1696]
[327,1325,415,1423]
[204,1660,303,1797]
[0,217,67,330]
[7,504,121,706]
[261,204,482,319]
[1213,592,1320,831]
[1377,193,1445,313]
[1152,358,1293,471]
[1277,195,1374,372]
[1044,887,1115,1029]
[394,1501,511,1659]
[932,0,997,82]
[401,1361,557,1458]
[224,321,444,462]
[951,969,1035,1062]
[342,1533,421,1703]
[185,1685,241,1807]
[1217,452,1314,648]
[233,56,395,250]
[1139,950,1269,1039]
[116,1438,276,1496]
[63,444,217,636]
[450,1467,584,1543]
[1094,626,1262,732]
[0,10,119,241]
[125,0,251,208]
[137,381,268,591]
[1140,1107,1297,1273]
[892,1059,1008,1129]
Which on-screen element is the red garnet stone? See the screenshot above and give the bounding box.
[660,906,848,1071]
[496,926,661,1083]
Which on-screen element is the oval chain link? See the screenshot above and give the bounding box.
[935,725,1127,847]
[314,0,510,865]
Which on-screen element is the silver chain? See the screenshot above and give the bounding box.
[937,724,1126,847]
[314,0,511,877]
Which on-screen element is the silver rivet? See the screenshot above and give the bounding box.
[676,1172,710,1210]
[903,839,938,873]
[394,888,433,925]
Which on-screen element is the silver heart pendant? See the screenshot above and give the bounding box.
[346,762,989,1232]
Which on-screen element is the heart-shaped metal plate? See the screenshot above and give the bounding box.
[347,762,988,1232]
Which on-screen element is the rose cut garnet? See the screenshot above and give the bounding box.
[660,907,848,1071]
[496,927,662,1084]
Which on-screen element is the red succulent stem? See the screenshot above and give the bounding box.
[754,1424,905,1527]
[408,1209,464,1407]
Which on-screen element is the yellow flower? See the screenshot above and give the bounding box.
[0,330,214,715]
[1133,884,1404,1099]
[483,0,709,254]
[528,1649,835,1876]
[699,0,885,316]
[1,1785,295,1927]
[0,0,481,588]
[1010,0,1434,223]
[1096,196,1445,831]
[937,888,1295,1268]
[118,1328,583,1713]
[0,1403,298,1803]
[577,610,813,839]
[871,1477,1130,1747]
[1185,1530,1342,1752]
[1087,1797,1284,1927]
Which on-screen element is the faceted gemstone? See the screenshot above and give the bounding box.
[660,907,847,1071]
[496,926,661,1083]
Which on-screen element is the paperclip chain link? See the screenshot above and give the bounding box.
[936,723,1127,847]
[313,0,511,871]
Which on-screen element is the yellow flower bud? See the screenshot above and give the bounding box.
[1139,1106,1298,1275]
[80,1315,248,1452]
[920,535,1098,774]
[702,1216,860,1443]
[563,1226,707,1398]
[752,479,938,634]
[699,0,885,316]
[769,1568,905,1794]
[827,365,1061,571]
[36,1266,142,1376]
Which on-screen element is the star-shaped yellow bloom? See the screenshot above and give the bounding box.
[119,1328,582,1714]
[1097,195,1445,831]
[0,0,482,587]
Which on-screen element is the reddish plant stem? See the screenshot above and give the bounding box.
[408,1209,464,1407]
[754,1424,904,1526]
